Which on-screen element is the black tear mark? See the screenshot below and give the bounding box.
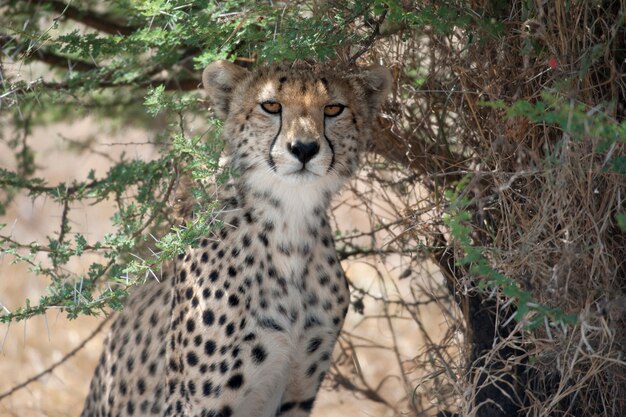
[267,112,282,172]
[323,118,335,172]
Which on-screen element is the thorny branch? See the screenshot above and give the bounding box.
[0,35,97,71]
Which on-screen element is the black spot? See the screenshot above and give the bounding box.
[187,351,199,366]
[186,318,195,332]
[228,266,237,277]
[258,233,269,246]
[149,312,158,326]
[202,309,215,326]
[228,294,240,307]
[215,289,224,299]
[251,345,267,363]
[243,332,256,342]
[307,337,323,353]
[306,363,318,377]
[225,322,235,336]
[202,380,213,396]
[127,400,135,415]
[220,360,229,373]
[221,406,233,417]
[226,374,244,390]
[242,234,251,247]
[202,288,211,299]
[318,274,330,286]
[204,340,216,356]
[119,380,128,396]
[201,252,209,263]
[185,287,193,300]
[209,270,219,282]
[137,378,146,395]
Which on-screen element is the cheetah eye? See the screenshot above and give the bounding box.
[260,101,282,114]
[324,104,345,117]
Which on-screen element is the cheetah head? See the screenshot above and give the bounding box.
[202,61,391,201]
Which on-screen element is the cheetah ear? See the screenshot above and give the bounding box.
[202,60,250,120]
[358,65,393,113]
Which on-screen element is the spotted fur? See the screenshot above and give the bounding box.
[81,60,392,417]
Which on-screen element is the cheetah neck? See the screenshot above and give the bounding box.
[242,168,338,214]
[235,171,337,280]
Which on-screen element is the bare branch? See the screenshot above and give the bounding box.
[0,315,112,401]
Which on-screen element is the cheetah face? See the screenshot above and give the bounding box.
[202,61,391,192]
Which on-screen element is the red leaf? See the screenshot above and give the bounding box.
[549,56,558,70]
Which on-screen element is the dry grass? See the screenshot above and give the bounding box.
[367,1,626,415]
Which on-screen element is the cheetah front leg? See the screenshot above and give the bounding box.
[273,337,337,416]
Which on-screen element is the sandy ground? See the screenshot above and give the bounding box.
[0,119,453,416]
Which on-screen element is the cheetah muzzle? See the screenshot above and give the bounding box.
[81,60,392,417]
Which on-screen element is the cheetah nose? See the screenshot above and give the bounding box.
[289,141,319,164]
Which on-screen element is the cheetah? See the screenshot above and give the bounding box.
[80,60,392,417]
